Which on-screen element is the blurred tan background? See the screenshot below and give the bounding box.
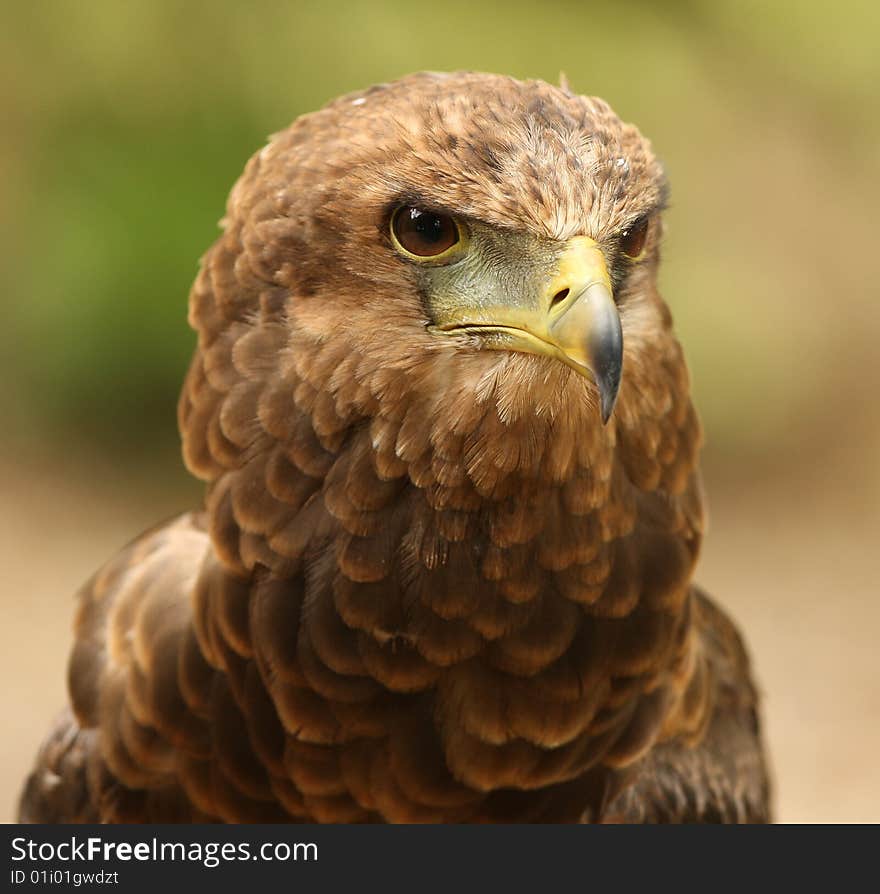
[2,1,878,822]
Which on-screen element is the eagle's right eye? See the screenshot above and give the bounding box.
[391,206,463,260]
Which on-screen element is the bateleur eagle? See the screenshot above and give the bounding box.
[19,71,771,824]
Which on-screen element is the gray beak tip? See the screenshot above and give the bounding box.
[598,361,622,424]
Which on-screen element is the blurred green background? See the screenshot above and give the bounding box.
[2,0,878,821]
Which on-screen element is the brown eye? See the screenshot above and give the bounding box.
[391,205,461,259]
[620,217,649,259]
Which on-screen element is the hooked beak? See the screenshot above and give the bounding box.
[430,236,623,423]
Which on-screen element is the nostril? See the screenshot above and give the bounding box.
[550,288,570,309]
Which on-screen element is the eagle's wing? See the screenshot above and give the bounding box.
[604,589,771,823]
[18,513,250,823]
[18,707,99,823]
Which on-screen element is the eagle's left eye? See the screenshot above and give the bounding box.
[620,217,649,260]
[391,206,462,260]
